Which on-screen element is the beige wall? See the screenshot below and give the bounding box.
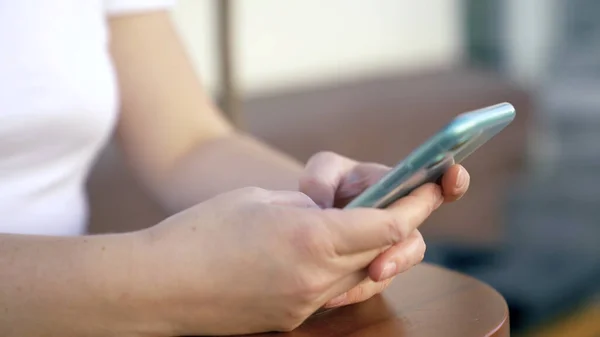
[171,0,463,96]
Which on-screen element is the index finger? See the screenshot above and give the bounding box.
[326,183,443,255]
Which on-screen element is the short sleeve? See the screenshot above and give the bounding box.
[105,0,176,16]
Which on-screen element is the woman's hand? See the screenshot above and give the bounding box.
[299,151,471,308]
[135,185,444,335]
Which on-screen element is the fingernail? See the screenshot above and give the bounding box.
[326,292,347,307]
[456,167,467,189]
[379,262,397,281]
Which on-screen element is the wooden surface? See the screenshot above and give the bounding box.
[222,263,509,337]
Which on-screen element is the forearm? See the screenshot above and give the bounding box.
[109,12,304,213]
[151,133,304,213]
[0,232,163,337]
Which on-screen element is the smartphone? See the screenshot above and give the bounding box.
[344,102,516,209]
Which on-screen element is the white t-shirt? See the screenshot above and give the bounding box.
[0,0,174,235]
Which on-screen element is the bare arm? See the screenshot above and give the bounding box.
[0,232,165,337]
[1,10,301,337]
[110,11,303,213]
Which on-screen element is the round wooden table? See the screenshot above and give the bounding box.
[236,263,509,337]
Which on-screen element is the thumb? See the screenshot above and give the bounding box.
[299,152,357,208]
[335,163,390,201]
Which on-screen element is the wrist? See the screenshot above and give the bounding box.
[128,224,218,336]
[0,232,173,337]
[80,231,175,336]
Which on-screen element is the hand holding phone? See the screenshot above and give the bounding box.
[345,102,516,209]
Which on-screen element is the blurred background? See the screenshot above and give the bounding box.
[88,0,600,335]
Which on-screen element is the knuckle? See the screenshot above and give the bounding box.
[280,272,328,316]
[394,251,410,272]
[312,150,338,162]
[238,186,268,197]
[395,239,426,272]
[296,275,329,303]
[385,215,409,243]
[288,222,332,259]
[280,271,319,301]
